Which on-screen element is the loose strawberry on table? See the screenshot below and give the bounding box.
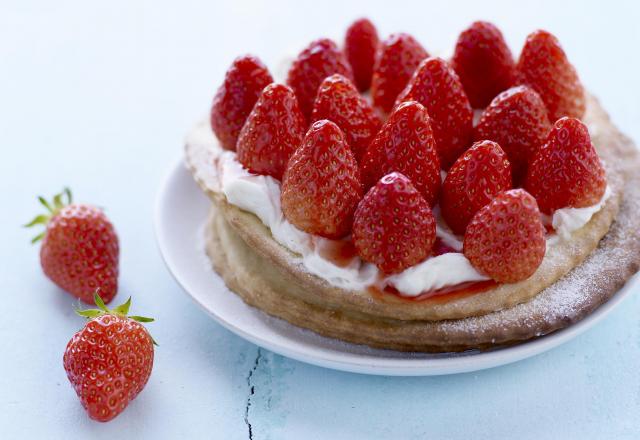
[395,57,473,169]
[516,29,585,121]
[286,38,354,121]
[360,101,441,206]
[371,33,428,113]
[451,21,516,109]
[210,55,274,151]
[237,83,306,180]
[441,140,512,235]
[64,294,155,422]
[311,74,382,162]
[525,117,606,214]
[26,188,119,304]
[464,189,546,283]
[281,120,363,239]
[474,85,551,184]
[344,18,379,92]
[353,172,436,274]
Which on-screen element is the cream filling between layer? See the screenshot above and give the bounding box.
[551,186,612,241]
[193,123,609,297]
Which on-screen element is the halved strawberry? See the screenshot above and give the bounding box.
[475,85,551,184]
[237,83,307,180]
[352,172,436,274]
[210,55,274,150]
[286,39,354,121]
[344,18,380,92]
[441,140,512,235]
[360,101,440,205]
[395,57,473,169]
[516,30,585,120]
[464,189,546,283]
[451,21,516,108]
[371,33,428,113]
[525,117,606,214]
[310,74,382,161]
[281,120,363,238]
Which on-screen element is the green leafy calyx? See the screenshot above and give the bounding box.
[24,187,73,243]
[75,292,157,345]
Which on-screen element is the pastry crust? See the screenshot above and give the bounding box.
[187,95,640,351]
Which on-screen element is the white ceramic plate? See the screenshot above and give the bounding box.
[155,159,638,376]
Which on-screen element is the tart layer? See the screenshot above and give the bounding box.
[203,155,639,351]
[187,96,631,325]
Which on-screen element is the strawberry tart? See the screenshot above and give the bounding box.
[185,19,640,352]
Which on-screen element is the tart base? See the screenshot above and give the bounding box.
[191,96,640,352]
[205,169,639,351]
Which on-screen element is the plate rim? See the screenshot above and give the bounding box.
[154,158,638,376]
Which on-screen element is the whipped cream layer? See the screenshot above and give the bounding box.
[193,123,610,297]
[216,151,490,293]
[552,186,611,240]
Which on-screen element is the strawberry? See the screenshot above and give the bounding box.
[474,85,551,184]
[310,74,382,161]
[281,120,363,238]
[360,101,440,205]
[64,294,155,422]
[464,189,546,283]
[395,57,473,169]
[451,21,516,108]
[344,18,380,92]
[236,83,306,180]
[371,33,428,113]
[210,55,274,150]
[516,30,585,120]
[441,140,512,235]
[352,172,436,274]
[26,189,119,304]
[286,38,354,121]
[525,117,606,214]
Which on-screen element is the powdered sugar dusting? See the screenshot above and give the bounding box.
[239,129,640,355]
[437,99,640,339]
[191,91,639,352]
[441,183,637,337]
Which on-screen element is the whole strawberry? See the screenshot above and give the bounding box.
[26,188,119,304]
[395,57,473,169]
[464,189,546,283]
[210,55,274,150]
[353,172,436,274]
[281,120,363,238]
[64,294,155,422]
[516,30,585,120]
[441,140,512,235]
[451,21,516,108]
[311,74,382,161]
[286,38,354,121]
[237,83,307,180]
[525,117,606,214]
[344,18,380,92]
[360,101,441,206]
[371,33,428,113]
[475,85,551,184]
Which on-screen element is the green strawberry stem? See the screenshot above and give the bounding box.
[24,187,73,243]
[76,292,158,345]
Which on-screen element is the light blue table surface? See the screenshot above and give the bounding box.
[2,1,640,438]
